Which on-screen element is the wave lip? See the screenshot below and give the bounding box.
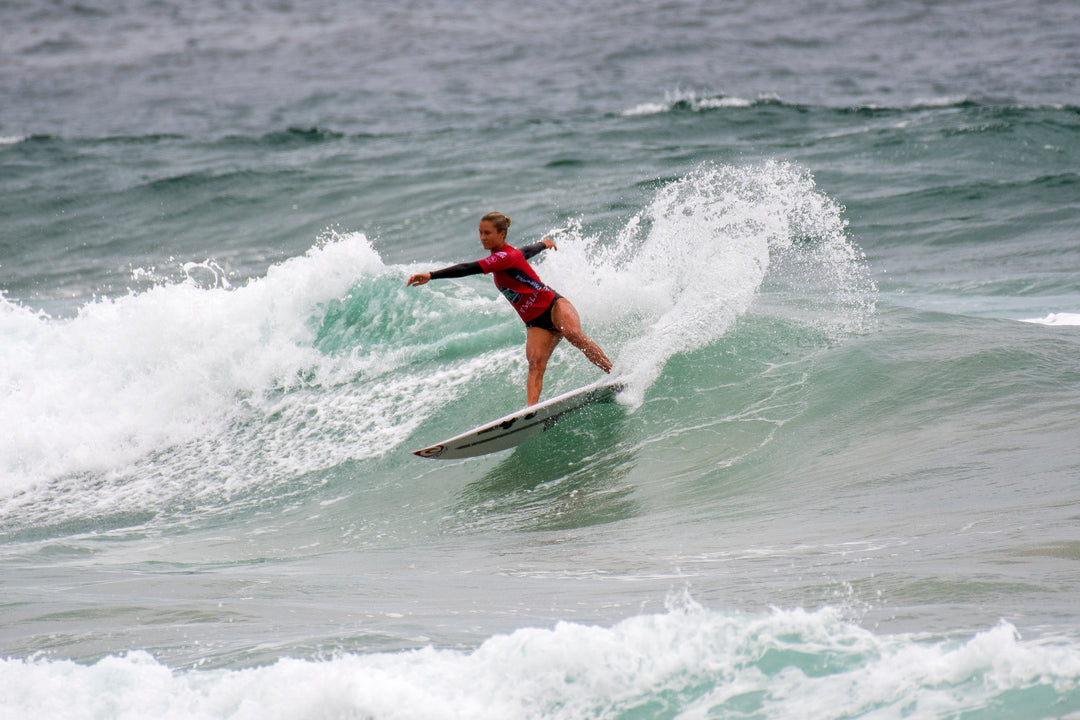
[622,89,758,116]
[1021,312,1080,326]
[622,89,1080,117]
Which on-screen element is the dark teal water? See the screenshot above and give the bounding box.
[2,1,1080,717]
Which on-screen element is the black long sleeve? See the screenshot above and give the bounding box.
[520,241,547,260]
[429,261,483,279]
[428,243,547,280]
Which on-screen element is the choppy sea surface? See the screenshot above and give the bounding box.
[3,1,1080,717]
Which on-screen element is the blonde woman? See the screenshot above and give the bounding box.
[408,212,612,405]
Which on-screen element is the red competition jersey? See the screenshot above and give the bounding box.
[477,245,557,322]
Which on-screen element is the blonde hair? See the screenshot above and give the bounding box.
[481,212,511,234]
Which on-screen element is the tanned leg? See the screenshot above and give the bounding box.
[525,326,562,406]
[550,299,613,373]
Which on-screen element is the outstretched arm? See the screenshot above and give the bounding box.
[408,238,556,286]
[407,260,483,287]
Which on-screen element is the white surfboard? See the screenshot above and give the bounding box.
[413,378,625,459]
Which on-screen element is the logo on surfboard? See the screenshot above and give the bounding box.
[414,445,446,458]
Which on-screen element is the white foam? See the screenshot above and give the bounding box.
[622,89,755,116]
[2,603,1078,720]
[621,101,671,117]
[0,232,463,519]
[541,161,876,406]
[1021,312,1080,327]
[910,95,971,108]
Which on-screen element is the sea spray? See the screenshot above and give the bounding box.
[540,161,876,406]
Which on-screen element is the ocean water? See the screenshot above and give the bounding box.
[3,0,1080,718]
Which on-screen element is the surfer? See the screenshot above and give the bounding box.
[407,212,612,405]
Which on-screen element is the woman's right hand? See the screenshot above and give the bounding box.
[407,273,431,286]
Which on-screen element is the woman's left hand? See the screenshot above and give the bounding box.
[542,238,558,251]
